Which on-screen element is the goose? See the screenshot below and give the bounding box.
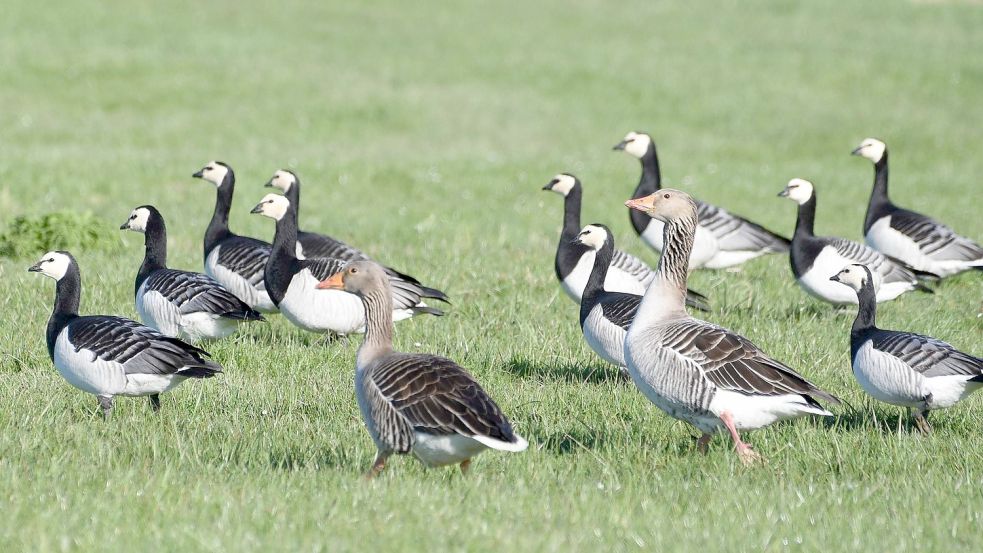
[614,131,790,269]
[831,264,983,433]
[543,173,710,311]
[120,205,264,341]
[316,260,527,476]
[779,178,933,305]
[192,161,276,313]
[266,169,433,285]
[852,138,983,278]
[623,190,839,465]
[574,223,641,374]
[250,194,446,336]
[28,251,222,418]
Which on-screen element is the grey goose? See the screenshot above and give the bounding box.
[831,264,983,433]
[543,173,709,311]
[852,138,983,278]
[614,131,790,270]
[29,251,222,418]
[316,261,527,477]
[623,190,839,465]
[121,205,264,341]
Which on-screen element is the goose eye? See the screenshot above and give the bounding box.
[350,267,358,274]
[47,258,54,262]
[663,193,670,199]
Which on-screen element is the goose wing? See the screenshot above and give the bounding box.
[67,316,222,376]
[890,209,983,262]
[144,269,262,319]
[610,249,654,282]
[301,257,444,312]
[297,230,369,262]
[696,201,790,252]
[827,237,917,284]
[598,292,642,330]
[364,353,518,453]
[663,319,838,403]
[217,236,271,290]
[869,329,983,378]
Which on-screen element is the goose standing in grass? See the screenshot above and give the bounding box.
[543,173,710,311]
[316,261,527,477]
[614,131,789,269]
[575,223,641,374]
[623,190,839,465]
[29,251,222,418]
[250,194,446,337]
[120,205,264,340]
[779,178,934,305]
[831,264,983,433]
[193,161,276,313]
[852,138,983,277]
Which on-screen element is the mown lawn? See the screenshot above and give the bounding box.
[1,1,981,551]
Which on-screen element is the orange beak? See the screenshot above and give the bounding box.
[316,271,345,290]
[625,193,657,212]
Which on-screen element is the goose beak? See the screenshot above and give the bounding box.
[119,221,129,230]
[264,179,274,188]
[542,180,556,191]
[625,194,655,212]
[612,140,628,151]
[192,169,204,178]
[249,203,265,214]
[850,146,863,156]
[777,188,790,197]
[27,261,43,273]
[316,272,345,290]
[829,274,841,283]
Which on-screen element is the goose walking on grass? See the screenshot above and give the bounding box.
[614,131,789,269]
[250,194,446,337]
[543,173,710,311]
[852,138,983,278]
[121,205,264,341]
[316,261,527,477]
[29,251,222,418]
[779,178,934,305]
[193,161,276,313]
[831,264,983,433]
[623,190,839,465]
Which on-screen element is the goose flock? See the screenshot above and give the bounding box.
[24,135,982,474]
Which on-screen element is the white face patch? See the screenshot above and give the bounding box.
[854,138,886,163]
[34,251,71,281]
[832,264,881,293]
[576,224,609,250]
[196,161,230,187]
[268,170,295,193]
[622,132,652,159]
[123,207,151,233]
[254,193,290,220]
[547,174,576,197]
[781,178,814,205]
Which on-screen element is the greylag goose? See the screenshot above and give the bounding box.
[614,131,789,269]
[316,261,527,476]
[623,190,839,464]
[29,251,222,418]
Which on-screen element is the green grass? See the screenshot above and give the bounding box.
[2,0,983,551]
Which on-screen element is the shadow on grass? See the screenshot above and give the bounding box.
[536,426,613,455]
[504,355,630,385]
[827,407,928,435]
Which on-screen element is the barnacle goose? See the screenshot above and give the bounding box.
[29,251,222,418]
[121,205,264,340]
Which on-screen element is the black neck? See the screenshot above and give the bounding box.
[863,152,891,233]
[47,265,82,359]
[136,214,168,294]
[285,180,301,226]
[850,280,878,357]
[265,206,301,305]
[580,237,613,326]
[629,143,662,234]
[554,186,590,280]
[204,171,235,257]
[794,193,817,239]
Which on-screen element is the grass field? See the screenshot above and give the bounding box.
[2,1,982,551]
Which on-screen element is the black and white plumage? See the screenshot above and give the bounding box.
[316,261,526,476]
[623,190,839,464]
[575,224,641,372]
[852,138,983,278]
[251,194,447,336]
[542,173,709,311]
[614,132,790,270]
[121,205,263,340]
[193,161,277,313]
[831,264,983,433]
[779,178,933,305]
[29,251,222,418]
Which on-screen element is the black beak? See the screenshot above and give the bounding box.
[612,140,628,151]
[829,274,841,282]
[249,203,264,214]
[777,189,790,197]
[119,222,129,230]
[850,146,863,156]
[192,169,204,178]
[264,180,274,188]
[542,181,556,191]
[27,262,43,273]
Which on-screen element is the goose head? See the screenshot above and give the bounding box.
[120,205,156,232]
[28,251,74,281]
[613,131,653,159]
[830,264,881,293]
[574,224,610,250]
[541,173,579,197]
[250,193,290,221]
[265,169,298,193]
[192,161,232,187]
[851,138,886,164]
[778,178,814,205]
[315,260,388,295]
[625,188,697,223]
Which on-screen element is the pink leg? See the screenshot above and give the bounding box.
[719,412,763,466]
[459,458,472,475]
[696,434,713,455]
[364,451,390,480]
